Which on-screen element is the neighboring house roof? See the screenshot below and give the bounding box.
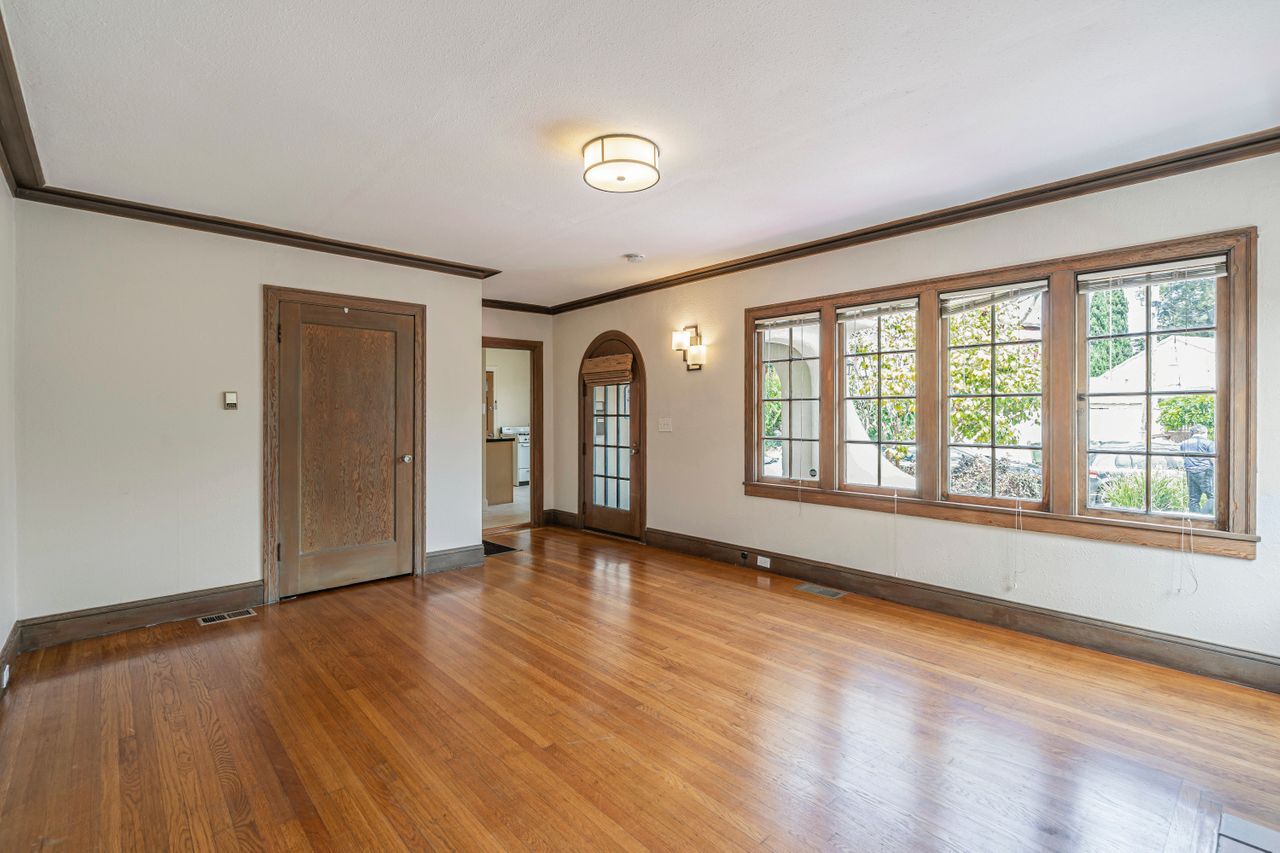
[1091,334,1215,393]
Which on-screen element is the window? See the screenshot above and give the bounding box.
[743,230,1256,557]
[756,313,821,481]
[941,282,1046,504]
[1079,257,1223,522]
[839,299,918,491]
[591,383,631,510]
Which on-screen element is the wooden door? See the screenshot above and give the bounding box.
[580,332,645,538]
[279,302,415,596]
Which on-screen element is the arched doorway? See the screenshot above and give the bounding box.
[579,331,646,538]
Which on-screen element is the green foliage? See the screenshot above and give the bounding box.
[1099,470,1188,513]
[763,366,783,436]
[1156,394,1215,440]
[1155,278,1215,330]
[1087,289,1135,378]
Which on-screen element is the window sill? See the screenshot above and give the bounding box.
[743,481,1258,559]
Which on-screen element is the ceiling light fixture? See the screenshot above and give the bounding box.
[583,134,660,193]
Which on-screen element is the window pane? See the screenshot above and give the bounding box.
[593,416,607,444]
[1152,454,1214,517]
[593,446,606,475]
[762,440,786,478]
[618,415,631,447]
[845,399,878,442]
[604,384,617,414]
[995,448,1042,500]
[1152,276,1216,332]
[880,353,916,397]
[794,323,821,358]
[993,343,1042,394]
[844,442,878,486]
[845,356,877,397]
[1153,394,1215,452]
[949,446,992,497]
[1086,287,1146,336]
[1088,453,1146,512]
[762,400,785,438]
[1088,396,1147,451]
[593,476,607,506]
[762,326,791,354]
[948,347,992,395]
[994,396,1041,447]
[881,399,916,442]
[790,359,821,398]
[790,401,820,440]
[994,291,1043,343]
[762,362,785,398]
[844,316,877,354]
[620,384,631,415]
[948,306,991,346]
[603,445,614,475]
[881,444,916,489]
[618,480,631,511]
[1150,331,1215,392]
[792,440,820,480]
[605,477,619,508]
[1087,336,1147,393]
[605,416,617,445]
[617,447,630,479]
[881,311,916,351]
[949,398,992,445]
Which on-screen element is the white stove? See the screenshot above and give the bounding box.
[499,426,531,485]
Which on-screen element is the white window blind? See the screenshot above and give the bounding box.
[940,281,1048,317]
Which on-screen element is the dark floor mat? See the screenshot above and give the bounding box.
[483,540,519,556]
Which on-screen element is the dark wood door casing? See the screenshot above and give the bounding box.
[481,337,545,528]
[579,331,646,539]
[264,286,427,604]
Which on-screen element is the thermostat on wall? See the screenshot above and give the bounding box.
[223,391,238,410]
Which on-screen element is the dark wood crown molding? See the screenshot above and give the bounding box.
[481,298,555,315]
[19,185,501,278]
[0,8,41,194]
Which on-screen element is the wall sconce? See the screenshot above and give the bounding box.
[671,325,705,371]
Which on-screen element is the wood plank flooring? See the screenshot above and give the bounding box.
[1,527,1277,851]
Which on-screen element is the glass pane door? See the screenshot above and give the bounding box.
[591,383,632,511]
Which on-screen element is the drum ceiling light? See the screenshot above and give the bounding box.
[582,134,660,193]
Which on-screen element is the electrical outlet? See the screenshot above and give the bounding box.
[756,555,771,569]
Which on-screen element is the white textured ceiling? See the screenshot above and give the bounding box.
[6,1,1279,305]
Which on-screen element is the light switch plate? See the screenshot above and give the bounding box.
[658,417,673,432]
[223,391,238,410]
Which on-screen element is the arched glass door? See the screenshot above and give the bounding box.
[580,332,645,538]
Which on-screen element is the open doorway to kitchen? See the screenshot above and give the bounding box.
[482,337,544,531]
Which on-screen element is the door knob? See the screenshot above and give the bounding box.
[401,454,413,463]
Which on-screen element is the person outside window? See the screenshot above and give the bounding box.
[1179,424,1215,515]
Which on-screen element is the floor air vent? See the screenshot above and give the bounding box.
[197,608,256,626]
[796,583,846,600]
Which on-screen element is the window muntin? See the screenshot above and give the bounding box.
[590,383,632,510]
[1079,257,1223,520]
[756,313,821,482]
[839,299,918,491]
[941,282,1047,503]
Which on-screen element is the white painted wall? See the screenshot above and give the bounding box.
[0,184,16,647]
[484,347,531,432]
[15,203,482,618]
[483,308,555,508]
[551,153,1280,657]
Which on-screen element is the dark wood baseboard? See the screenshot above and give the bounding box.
[643,527,1280,695]
[545,508,582,529]
[424,544,485,573]
[0,620,18,698]
[17,581,264,653]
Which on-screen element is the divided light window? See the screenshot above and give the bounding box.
[1079,256,1224,522]
[756,313,821,482]
[942,282,1047,504]
[840,298,918,491]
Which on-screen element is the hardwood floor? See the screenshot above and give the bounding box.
[1,527,1277,851]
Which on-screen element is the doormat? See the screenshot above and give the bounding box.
[483,540,519,556]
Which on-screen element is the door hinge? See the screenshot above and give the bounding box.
[277,542,282,562]
[277,324,282,344]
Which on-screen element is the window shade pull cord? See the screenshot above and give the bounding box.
[1177,517,1199,596]
[1009,498,1025,592]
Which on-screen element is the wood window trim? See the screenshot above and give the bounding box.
[743,228,1258,559]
